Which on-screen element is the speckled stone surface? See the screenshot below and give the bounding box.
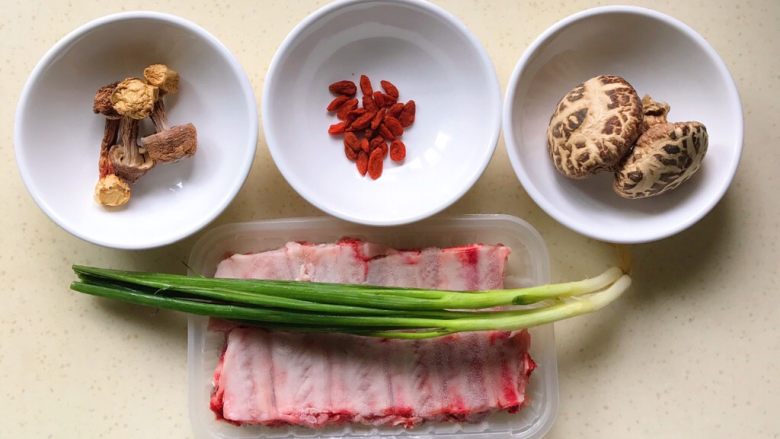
[1,1,778,438]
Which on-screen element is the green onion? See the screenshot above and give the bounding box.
[73,265,622,310]
[70,265,630,339]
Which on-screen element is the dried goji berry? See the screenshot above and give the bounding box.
[362,94,377,112]
[337,98,358,120]
[356,151,369,176]
[351,111,375,130]
[367,148,384,179]
[379,123,395,141]
[387,102,404,118]
[369,136,385,151]
[328,76,413,176]
[347,108,367,118]
[328,122,347,135]
[345,144,358,160]
[399,100,415,127]
[390,139,406,162]
[344,132,360,151]
[329,80,356,96]
[327,95,349,112]
[380,80,399,99]
[384,116,404,137]
[372,91,385,108]
[344,111,359,127]
[359,75,373,96]
[371,108,386,130]
[382,93,397,106]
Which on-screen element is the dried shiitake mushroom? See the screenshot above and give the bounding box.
[639,94,670,132]
[614,96,708,199]
[547,75,643,179]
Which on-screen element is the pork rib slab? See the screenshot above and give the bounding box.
[210,240,534,429]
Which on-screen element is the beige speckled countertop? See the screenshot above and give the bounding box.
[2,1,779,437]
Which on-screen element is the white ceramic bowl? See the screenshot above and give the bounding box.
[503,6,743,243]
[263,0,501,226]
[15,12,257,249]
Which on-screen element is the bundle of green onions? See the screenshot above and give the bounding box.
[70,265,631,339]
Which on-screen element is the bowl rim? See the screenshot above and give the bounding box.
[14,10,258,250]
[502,5,744,244]
[262,0,501,227]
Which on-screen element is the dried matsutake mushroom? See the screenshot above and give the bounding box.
[107,78,156,183]
[613,95,708,199]
[109,116,155,183]
[97,119,120,179]
[94,174,131,207]
[141,119,197,162]
[91,86,123,180]
[93,81,121,119]
[144,64,179,95]
[547,75,643,179]
[90,65,197,207]
[139,64,197,162]
[143,64,179,94]
[92,83,125,207]
[92,116,128,207]
[111,77,158,119]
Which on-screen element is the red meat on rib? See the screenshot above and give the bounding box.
[209,239,535,428]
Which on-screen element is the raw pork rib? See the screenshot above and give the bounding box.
[210,239,535,428]
[213,238,511,290]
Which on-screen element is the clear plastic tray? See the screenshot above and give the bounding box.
[187,215,558,439]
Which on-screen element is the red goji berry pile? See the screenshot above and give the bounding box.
[327,75,416,180]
